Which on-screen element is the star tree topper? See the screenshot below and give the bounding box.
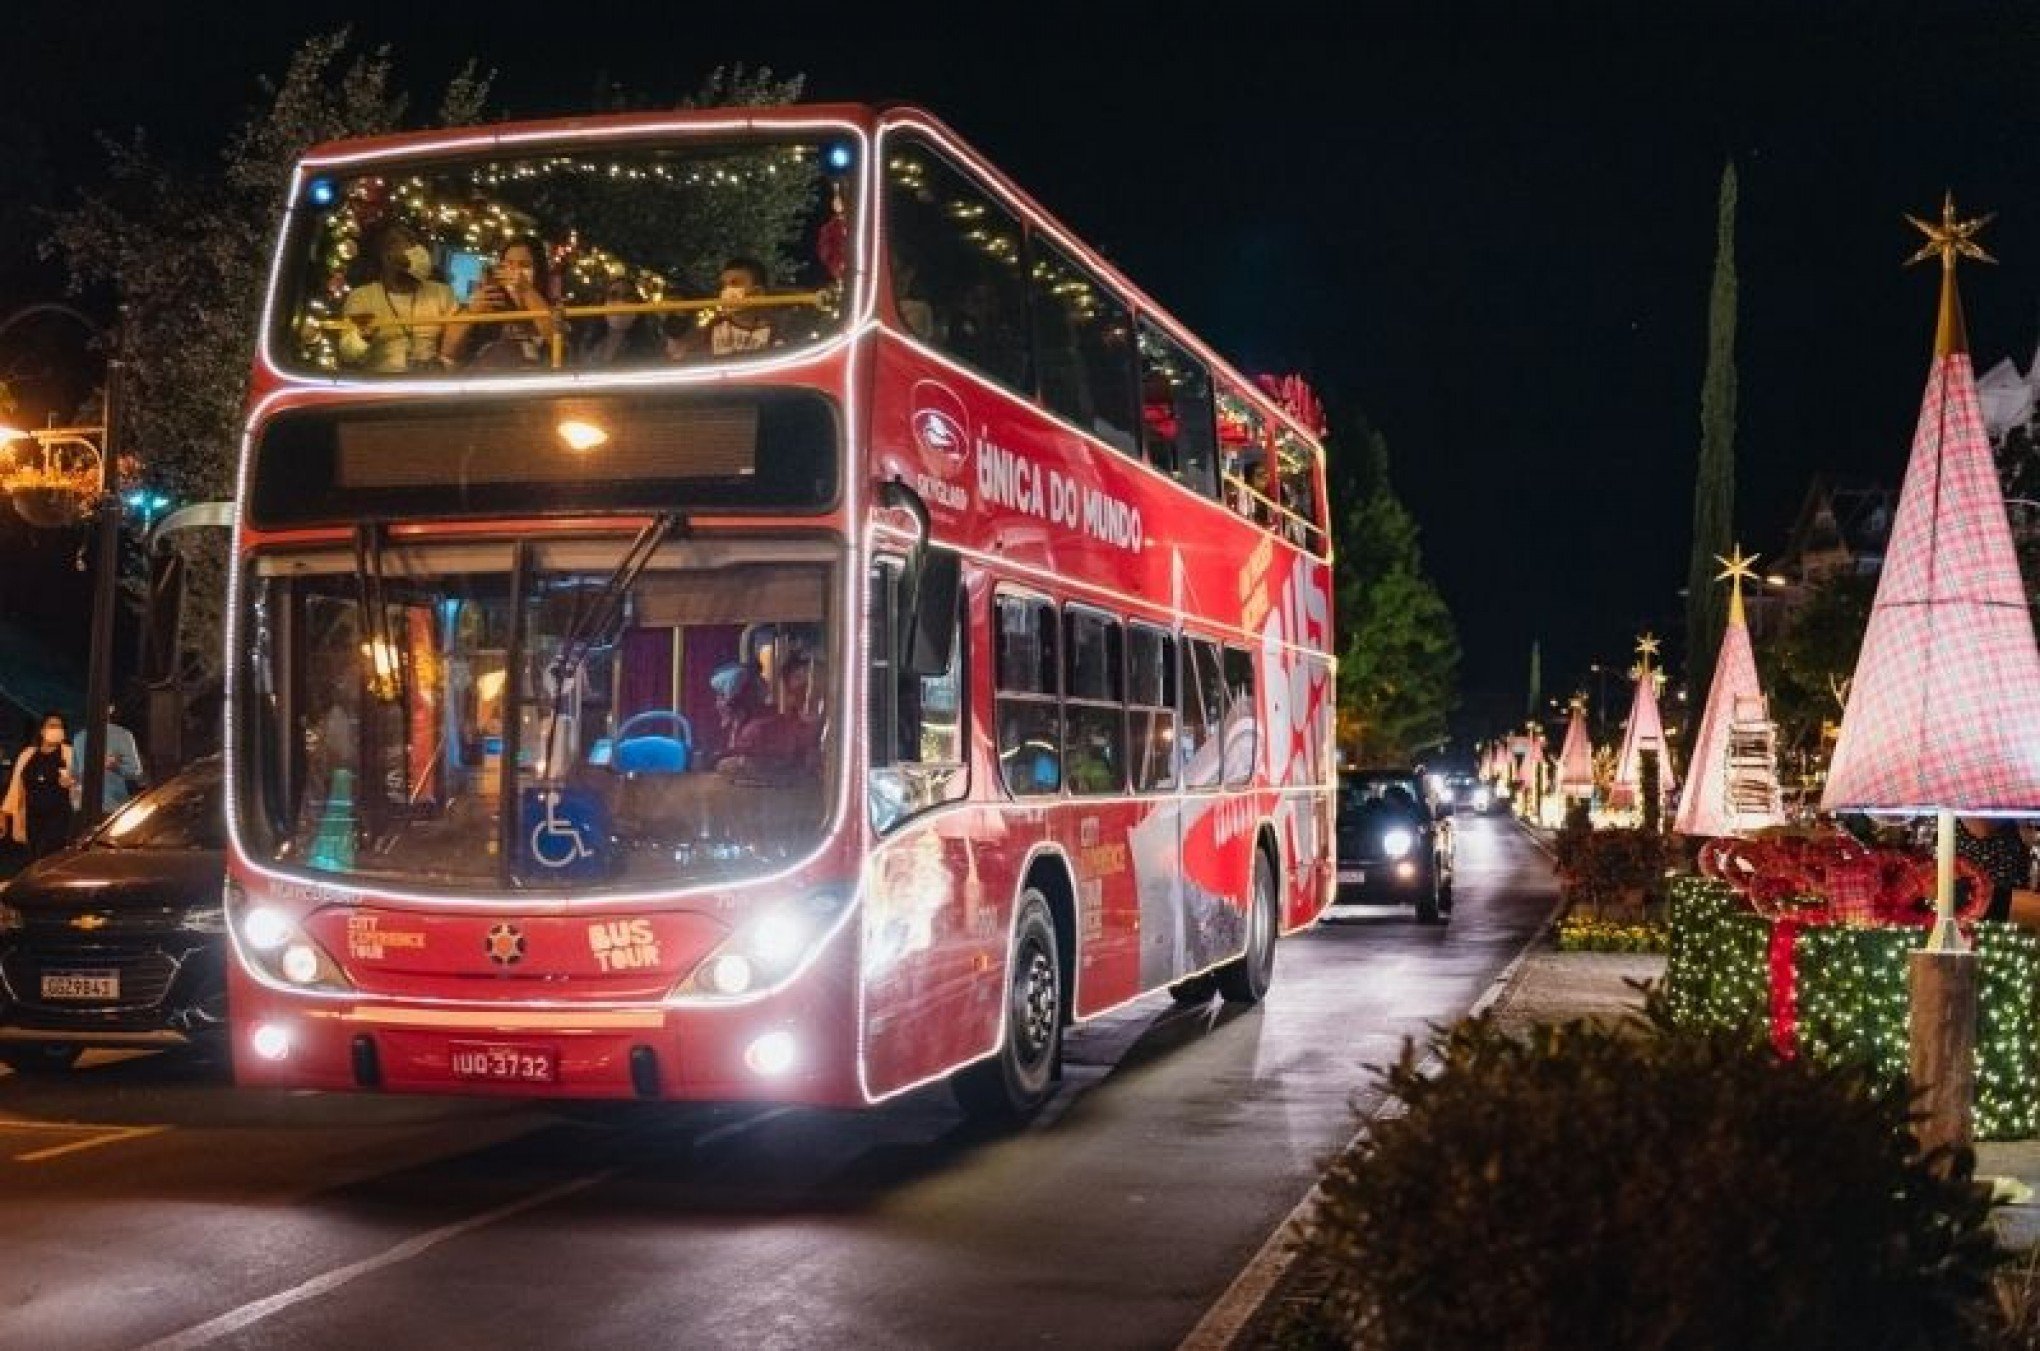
[1716,545,1760,624]
[1906,191,1994,356]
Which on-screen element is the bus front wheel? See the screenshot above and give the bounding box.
[955,890,1062,1122]
[1217,850,1277,1005]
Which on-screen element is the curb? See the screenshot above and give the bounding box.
[1178,816,1566,1351]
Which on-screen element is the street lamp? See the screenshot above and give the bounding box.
[0,303,127,828]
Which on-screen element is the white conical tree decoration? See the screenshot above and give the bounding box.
[1556,696,1595,799]
[1675,547,1783,837]
[1610,634,1678,813]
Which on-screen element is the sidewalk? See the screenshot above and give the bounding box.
[1197,877,2040,1348]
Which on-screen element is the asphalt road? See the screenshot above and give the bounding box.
[0,815,1555,1351]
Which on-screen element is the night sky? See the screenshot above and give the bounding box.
[7,0,2040,739]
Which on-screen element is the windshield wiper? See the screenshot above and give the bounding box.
[538,513,681,780]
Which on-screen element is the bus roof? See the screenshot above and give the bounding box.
[297,102,1327,455]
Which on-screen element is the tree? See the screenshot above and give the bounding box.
[47,36,803,690]
[1759,572,1875,781]
[1684,161,1739,739]
[1328,417,1462,763]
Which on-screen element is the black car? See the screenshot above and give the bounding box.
[0,758,226,1072]
[1332,768,1455,923]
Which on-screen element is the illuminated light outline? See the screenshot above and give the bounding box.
[866,520,1336,667]
[227,107,1335,1101]
[256,116,879,389]
[874,112,1329,456]
[871,324,1331,566]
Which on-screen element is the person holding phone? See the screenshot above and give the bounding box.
[338,222,460,372]
[444,237,557,368]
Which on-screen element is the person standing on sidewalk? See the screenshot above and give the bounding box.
[73,703,145,817]
[4,712,77,860]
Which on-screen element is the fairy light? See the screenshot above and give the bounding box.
[1669,873,2040,1139]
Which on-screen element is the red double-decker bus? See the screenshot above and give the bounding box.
[223,104,1335,1116]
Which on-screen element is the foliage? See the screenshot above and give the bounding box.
[45,33,488,685]
[1283,1000,2003,1351]
[1326,416,1462,763]
[1556,915,1668,953]
[1665,875,2040,1140]
[1762,571,1876,767]
[1684,161,1739,731]
[1553,826,1667,919]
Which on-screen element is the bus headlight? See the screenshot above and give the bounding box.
[675,888,853,1001]
[227,882,352,992]
[1382,828,1416,859]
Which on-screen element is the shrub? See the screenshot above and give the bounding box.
[1556,915,1668,953]
[1553,827,1669,920]
[1283,1001,2003,1350]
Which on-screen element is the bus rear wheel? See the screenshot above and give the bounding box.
[1217,850,1278,1005]
[955,890,1062,1122]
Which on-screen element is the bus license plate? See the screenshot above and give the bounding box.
[448,1041,558,1084]
[41,970,119,1000]
[1337,868,1365,885]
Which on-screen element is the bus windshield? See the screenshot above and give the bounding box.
[237,537,839,891]
[275,136,856,377]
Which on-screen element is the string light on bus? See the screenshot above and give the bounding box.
[555,418,610,452]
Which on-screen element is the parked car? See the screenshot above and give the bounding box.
[0,758,226,1072]
[1332,768,1455,923]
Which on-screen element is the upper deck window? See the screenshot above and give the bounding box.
[1136,321,1218,499]
[1027,239,1138,456]
[275,136,857,377]
[883,139,1030,392]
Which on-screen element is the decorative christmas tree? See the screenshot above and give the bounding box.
[1609,634,1678,814]
[1823,194,2040,950]
[1556,695,1596,800]
[1675,546,1784,837]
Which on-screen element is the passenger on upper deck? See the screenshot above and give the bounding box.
[338,222,460,373]
[578,276,655,367]
[443,237,558,369]
[667,257,778,361]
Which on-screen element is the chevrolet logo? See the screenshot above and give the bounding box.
[68,913,110,932]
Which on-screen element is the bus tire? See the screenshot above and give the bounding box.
[954,890,1062,1123]
[1217,849,1277,1005]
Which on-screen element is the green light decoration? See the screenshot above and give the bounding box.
[1667,875,2040,1140]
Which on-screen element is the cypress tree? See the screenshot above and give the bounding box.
[1685,162,1739,732]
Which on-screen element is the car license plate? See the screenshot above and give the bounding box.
[448,1041,558,1084]
[40,970,120,1001]
[1337,868,1366,885]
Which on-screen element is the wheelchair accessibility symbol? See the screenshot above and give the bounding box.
[517,786,608,883]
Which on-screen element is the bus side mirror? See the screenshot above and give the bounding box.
[140,549,186,687]
[902,547,961,678]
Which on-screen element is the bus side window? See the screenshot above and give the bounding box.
[1223,645,1258,788]
[1137,320,1217,499]
[868,561,968,832]
[1063,608,1125,795]
[883,139,1031,394]
[995,593,1061,796]
[1275,430,1322,552]
[1216,386,1270,525]
[1027,238,1138,457]
[1181,637,1226,789]
[1128,623,1176,792]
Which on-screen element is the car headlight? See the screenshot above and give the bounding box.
[0,901,21,934]
[1382,828,1416,859]
[674,888,854,1001]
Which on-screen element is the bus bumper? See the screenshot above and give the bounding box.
[226,978,865,1107]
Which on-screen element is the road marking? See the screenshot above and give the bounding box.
[1179,816,1567,1351]
[12,1123,171,1163]
[136,1167,624,1351]
[133,1104,792,1350]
